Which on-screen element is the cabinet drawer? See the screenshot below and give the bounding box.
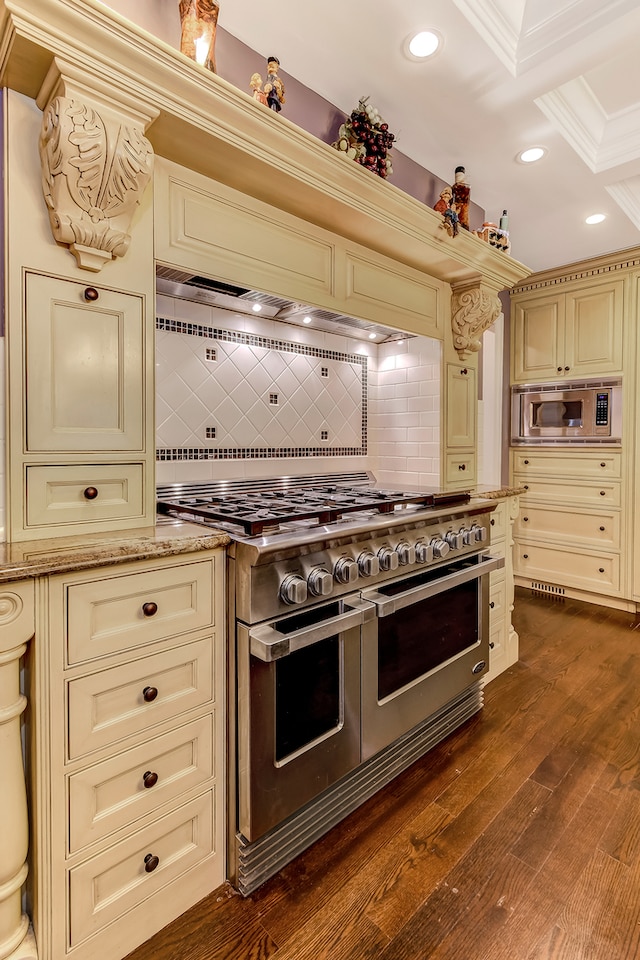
[25,463,144,528]
[515,544,620,593]
[489,569,507,624]
[67,636,214,760]
[515,475,621,508]
[445,452,476,485]
[488,501,507,542]
[68,791,214,947]
[68,715,214,853]
[515,503,620,549]
[67,559,215,665]
[512,450,621,479]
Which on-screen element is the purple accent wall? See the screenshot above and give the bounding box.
[216,28,485,227]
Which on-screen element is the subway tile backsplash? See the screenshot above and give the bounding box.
[155,295,440,486]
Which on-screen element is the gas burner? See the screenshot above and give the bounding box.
[157,475,470,536]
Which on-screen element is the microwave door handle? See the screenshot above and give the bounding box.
[361,553,505,617]
[249,597,375,662]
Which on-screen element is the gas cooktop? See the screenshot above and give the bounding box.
[157,474,470,537]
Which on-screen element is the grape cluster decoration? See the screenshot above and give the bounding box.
[332,97,395,179]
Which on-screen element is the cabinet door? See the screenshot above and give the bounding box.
[564,280,624,376]
[25,273,145,452]
[445,363,476,447]
[512,295,564,382]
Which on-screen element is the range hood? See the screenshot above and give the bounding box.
[155,266,412,343]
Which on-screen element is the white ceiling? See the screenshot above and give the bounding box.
[215,0,640,273]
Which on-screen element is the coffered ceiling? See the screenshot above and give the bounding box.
[103,0,640,274]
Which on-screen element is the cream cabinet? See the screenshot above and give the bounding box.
[484,497,519,683]
[9,271,154,542]
[443,362,477,488]
[511,279,624,383]
[511,449,625,601]
[28,551,226,960]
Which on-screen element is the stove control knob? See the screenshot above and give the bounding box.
[377,546,399,572]
[415,540,434,563]
[445,530,464,551]
[430,537,450,559]
[334,556,359,584]
[459,526,474,545]
[308,567,334,597]
[358,551,380,578]
[280,574,308,605]
[470,523,488,543]
[396,541,416,565]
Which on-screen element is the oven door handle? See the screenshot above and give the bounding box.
[249,597,375,662]
[361,553,505,616]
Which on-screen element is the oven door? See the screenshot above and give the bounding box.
[237,595,374,841]
[360,552,503,760]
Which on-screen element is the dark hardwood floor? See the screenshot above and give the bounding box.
[126,587,640,960]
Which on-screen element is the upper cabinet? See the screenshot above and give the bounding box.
[511,278,624,383]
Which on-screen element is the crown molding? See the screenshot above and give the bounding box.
[0,0,530,292]
[510,244,640,293]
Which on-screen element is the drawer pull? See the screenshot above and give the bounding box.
[83,286,99,302]
[600,491,606,497]
[599,567,605,574]
[83,486,99,500]
[458,464,466,471]
[144,853,159,873]
[143,770,159,789]
[489,641,495,649]
[599,526,605,532]
[489,601,495,609]
[523,516,529,522]
[490,518,495,526]
[600,462,606,468]
[523,459,529,465]
[523,554,529,559]
[142,601,158,618]
[523,485,529,490]
[142,686,158,703]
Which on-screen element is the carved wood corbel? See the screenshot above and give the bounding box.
[36,60,157,272]
[451,280,502,359]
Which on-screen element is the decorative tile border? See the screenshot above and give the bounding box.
[156,317,368,461]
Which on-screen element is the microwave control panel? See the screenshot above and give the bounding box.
[595,392,610,425]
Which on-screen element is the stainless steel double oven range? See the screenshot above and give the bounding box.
[157,472,502,895]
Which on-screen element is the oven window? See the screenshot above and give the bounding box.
[275,635,341,761]
[378,579,478,700]
[531,399,582,428]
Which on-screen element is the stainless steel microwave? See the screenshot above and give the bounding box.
[511,379,622,444]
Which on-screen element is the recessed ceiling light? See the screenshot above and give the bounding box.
[517,146,546,164]
[368,332,377,340]
[303,316,312,324]
[252,303,262,312]
[405,30,442,60]
[585,213,606,224]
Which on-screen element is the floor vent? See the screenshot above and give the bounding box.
[530,581,566,597]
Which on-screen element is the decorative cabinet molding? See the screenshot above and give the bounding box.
[451,280,502,360]
[36,59,157,273]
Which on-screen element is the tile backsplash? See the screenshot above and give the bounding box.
[156,294,440,486]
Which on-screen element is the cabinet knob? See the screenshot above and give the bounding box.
[600,491,606,497]
[523,485,529,490]
[523,554,529,559]
[564,366,570,371]
[490,518,495,526]
[489,601,495,609]
[598,567,605,574]
[142,601,158,618]
[523,516,529,522]
[144,853,160,873]
[599,526,605,532]
[600,462,606,468]
[83,486,99,500]
[83,287,99,302]
[458,464,466,471]
[461,368,468,375]
[523,459,529,465]
[143,770,159,789]
[557,366,562,372]
[489,641,495,649]
[142,686,158,703]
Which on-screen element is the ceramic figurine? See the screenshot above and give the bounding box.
[250,73,268,106]
[179,0,220,72]
[263,56,285,112]
[434,186,452,214]
[451,165,471,230]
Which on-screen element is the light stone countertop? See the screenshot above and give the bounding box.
[472,485,526,500]
[0,520,231,584]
